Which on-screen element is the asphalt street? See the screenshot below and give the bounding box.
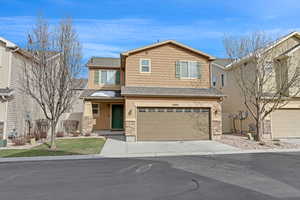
[1,153,300,200]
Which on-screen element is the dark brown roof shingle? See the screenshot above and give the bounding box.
[121,86,225,98]
[87,57,120,68]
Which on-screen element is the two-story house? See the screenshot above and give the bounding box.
[81,40,224,141]
[212,32,300,139]
[0,37,44,139]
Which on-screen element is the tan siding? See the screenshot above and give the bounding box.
[219,35,300,134]
[125,43,211,88]
[0,44,10,88]
[211,64,227,90]
[6,52,44,137]
[93,102,111,130]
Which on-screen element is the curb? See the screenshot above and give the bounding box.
[0,154,103,163]
[1,148,300,162]
[101,148,300,158]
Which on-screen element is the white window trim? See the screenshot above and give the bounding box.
[98,70,120,85]
[139,58,151,73]
[179,60,199,79]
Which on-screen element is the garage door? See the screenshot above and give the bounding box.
[137,107,210,141]
[272,109,300,138]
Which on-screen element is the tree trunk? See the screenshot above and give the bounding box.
[232,119,236,133]
[255,118,264,142]
[50,120,57,150]
[240,119,243,134]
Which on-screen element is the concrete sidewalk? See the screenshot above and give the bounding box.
[100,137,240,157]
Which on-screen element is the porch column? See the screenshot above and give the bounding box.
[82,101,94,134]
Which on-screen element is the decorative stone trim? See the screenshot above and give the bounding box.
[125,120,136,137]
[82,116,93,134]
[211,120,222,139]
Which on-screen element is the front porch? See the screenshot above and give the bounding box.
[82,100,125,134]
[80,90,125,135]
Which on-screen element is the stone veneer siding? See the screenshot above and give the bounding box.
[81,101,94,134]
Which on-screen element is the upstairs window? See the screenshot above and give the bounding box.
[176,61,201,79]
[94,70,120,85]
[140,59,151,73]
[212,76,217,87]
[221,74,225,87]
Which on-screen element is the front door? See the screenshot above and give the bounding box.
[111,104,124,129]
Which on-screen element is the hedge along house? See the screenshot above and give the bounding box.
[81,40,225,141]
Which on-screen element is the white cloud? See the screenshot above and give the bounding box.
[0,16,227,58]
[0,15,299,60]
[83,43,125,58]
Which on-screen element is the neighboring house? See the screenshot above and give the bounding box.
[57,78,88,132]
[211,59,234,133]
[81,40,225,141]
[0,37,44,139]
[213,32,300,138]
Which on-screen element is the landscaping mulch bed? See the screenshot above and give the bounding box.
[217,134,300,150]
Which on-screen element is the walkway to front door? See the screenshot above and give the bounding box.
[111,104,124,129]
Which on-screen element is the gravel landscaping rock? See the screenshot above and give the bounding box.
[217,134,300,150]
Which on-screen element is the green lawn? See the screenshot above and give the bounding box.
[0,138,106,158]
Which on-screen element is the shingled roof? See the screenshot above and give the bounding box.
[212,58,234,68]
[87,57,120,68]
[121,86,225,98]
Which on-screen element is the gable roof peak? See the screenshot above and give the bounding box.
[121,40,215,60]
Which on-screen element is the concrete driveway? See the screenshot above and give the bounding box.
[281,138,300,145]
[100,136,239,157]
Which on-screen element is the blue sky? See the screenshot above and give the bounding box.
[1,0,300,76]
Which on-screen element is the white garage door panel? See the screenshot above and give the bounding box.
[272,109,300,138]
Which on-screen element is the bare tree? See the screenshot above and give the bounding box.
[223,32,300,141]
[22,17,82,149]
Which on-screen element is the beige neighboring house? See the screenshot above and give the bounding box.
[213,32,300,139]
[57,78,87,132]
[81,40,225,141]
[0,37,44,139]
[211,58,234,133]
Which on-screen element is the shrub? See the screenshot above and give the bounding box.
[34,119,49,140]
[71,131,80,137]
[56,132,64,137]
[33,130,41,141]
[63,120,79,135]
[40,132,47,139]
[12,137,26,146]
